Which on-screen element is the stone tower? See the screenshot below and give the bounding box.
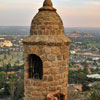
[23,0,71,100]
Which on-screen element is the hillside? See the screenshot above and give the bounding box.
[0,26,30,35]
[0,26,100,35]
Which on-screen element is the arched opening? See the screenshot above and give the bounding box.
[28,54,43,80]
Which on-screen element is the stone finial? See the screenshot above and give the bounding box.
[39,0,56,11]
[43,0,53,7]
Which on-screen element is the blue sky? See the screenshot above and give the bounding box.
[0,0,100,27]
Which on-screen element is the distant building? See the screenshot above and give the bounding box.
[0,38,4,40]
[73,84,82,92]
[68,84,82,92]
[70,50,76,54]
[87,74,100,79]
[92,57,100,61]
[0,40,13,47]
[7,72,15,79]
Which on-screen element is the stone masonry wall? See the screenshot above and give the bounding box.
[30,11,64,35]
[24,44,70,100]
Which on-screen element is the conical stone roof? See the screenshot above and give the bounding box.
[24,0,71,45]
[30,0,64,35]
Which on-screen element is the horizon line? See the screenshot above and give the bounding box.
[0,26,100,28]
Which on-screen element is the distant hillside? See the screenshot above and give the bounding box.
[65,27,100,35]
[0,26,100,35]
[0,26,30,35]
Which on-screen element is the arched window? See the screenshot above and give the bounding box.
[28,54,43,80]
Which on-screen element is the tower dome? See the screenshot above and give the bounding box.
[30,0,64,35]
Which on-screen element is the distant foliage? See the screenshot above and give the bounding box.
[84,84,100,100]
[0,70,24,100]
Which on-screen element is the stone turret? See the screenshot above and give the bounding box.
[23,0,71,100]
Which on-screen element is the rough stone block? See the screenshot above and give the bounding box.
[48,75,53,81]
[32,91,41,96]
[51,47,60,54]
[47,54,56,62]
[43,82,50,87]
[44,61,51,68]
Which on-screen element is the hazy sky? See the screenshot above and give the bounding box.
[0,0,100,27]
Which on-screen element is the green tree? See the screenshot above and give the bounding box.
[4,54,7,59]
[8,73,17,100]
[0,72,6,89]
[8,70,24,100]
[84,84,100,100]
[0,72,9,97]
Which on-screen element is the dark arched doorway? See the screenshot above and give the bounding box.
[28,54,43,80]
